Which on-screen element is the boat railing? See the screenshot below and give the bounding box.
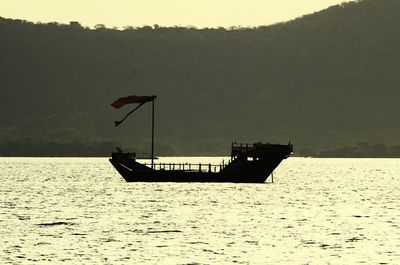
[142,161,230,173]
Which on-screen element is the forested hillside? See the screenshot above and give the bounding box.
[1,0,399,156]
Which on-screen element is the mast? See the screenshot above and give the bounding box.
[151,97,155,169]
[111,94,156,168]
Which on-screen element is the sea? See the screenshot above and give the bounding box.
[1,157,399,264]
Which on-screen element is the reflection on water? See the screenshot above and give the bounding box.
[1,157,400,264]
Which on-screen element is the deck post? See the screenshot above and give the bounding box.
[271,172,274,183]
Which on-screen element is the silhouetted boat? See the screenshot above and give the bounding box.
[110,142,293,183]
[109,95,293,183]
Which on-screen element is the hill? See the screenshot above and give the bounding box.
[0,0,399,156]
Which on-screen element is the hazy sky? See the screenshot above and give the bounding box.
[1,0,355,28]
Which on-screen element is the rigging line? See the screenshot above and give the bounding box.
[114,102,146,126]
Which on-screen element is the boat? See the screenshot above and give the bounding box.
[109,95,293,183]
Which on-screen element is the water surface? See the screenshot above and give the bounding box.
[1,157,399,264]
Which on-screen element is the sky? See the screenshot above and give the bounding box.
[1,0,356,29]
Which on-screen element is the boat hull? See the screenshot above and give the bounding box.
[110,154,289,183]
[110,142,292,183]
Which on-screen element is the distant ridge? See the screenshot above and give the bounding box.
[0,0,399,156]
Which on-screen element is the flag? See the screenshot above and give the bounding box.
[111,95,156,109]
[111,95,156,126]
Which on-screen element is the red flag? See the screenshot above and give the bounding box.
[111,95,156,109]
